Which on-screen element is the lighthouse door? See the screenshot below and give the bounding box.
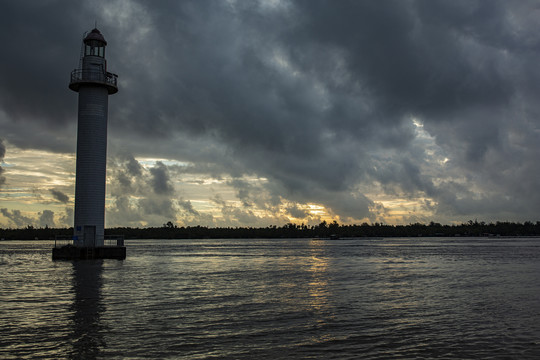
[83,226,96,247]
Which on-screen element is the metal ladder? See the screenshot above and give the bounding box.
[86,247,94,259]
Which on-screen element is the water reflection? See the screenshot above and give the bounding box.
[305,239,337,349]
[307,239,330,313]
[3,239,539,359]
[70,260,105,359]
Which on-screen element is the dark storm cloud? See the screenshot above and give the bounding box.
[297,1,515,116]
[149,162,175,195]
[0,139,5,186]
[2,0,540,223]
[286,204,309,219]
[0,1,91,152]
[50,189,69,204]
[0,139,5,159]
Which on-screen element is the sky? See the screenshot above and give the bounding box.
[1,0,540,229]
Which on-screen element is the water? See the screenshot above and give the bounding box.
[1,237,540,359]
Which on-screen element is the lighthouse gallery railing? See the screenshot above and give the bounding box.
[70,69,118,87]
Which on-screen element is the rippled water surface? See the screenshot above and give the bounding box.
[2,237,540,359]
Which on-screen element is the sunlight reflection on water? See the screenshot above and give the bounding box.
[1,238,540,359]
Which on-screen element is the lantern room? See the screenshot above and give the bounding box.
[84,28,107,57]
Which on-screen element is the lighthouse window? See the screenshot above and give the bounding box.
[84,42,105,57]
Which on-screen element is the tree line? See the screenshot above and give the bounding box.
[2,220,540,240]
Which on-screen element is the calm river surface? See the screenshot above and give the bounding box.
[1,237,540,359]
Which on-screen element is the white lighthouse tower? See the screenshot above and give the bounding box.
[69,28,118,248]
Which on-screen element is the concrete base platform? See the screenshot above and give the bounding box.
[52,245,126,260]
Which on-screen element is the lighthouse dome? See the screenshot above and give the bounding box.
[84,28,107,45]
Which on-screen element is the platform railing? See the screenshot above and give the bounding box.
[54,236,73,248]
[54,234,125,248]
[70,69,118,87]
[105,235,125,247]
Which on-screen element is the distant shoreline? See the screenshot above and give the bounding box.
[2,236,540,241]
[2,221,540,240]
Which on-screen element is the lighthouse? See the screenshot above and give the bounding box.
[53,27,124,260]
[69,27,117,248]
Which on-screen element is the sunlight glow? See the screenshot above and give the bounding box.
[137,158,190,168]
[307,204,326,216]
[1,142,437,229]
[412,118,423,128]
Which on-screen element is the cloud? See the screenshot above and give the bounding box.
[107,155,180,227]
[39,210,55,228]
[178,199,199,216]
[174,199,214,227]
[285,204,309,220]
[0,139,5,159]
[2,1,540,226]
[149,162,174,195]
[59,207,74,228]
[1,207,66,229]
[0,139,5,186]
[1,208,35,228]
[50,189,69,204]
